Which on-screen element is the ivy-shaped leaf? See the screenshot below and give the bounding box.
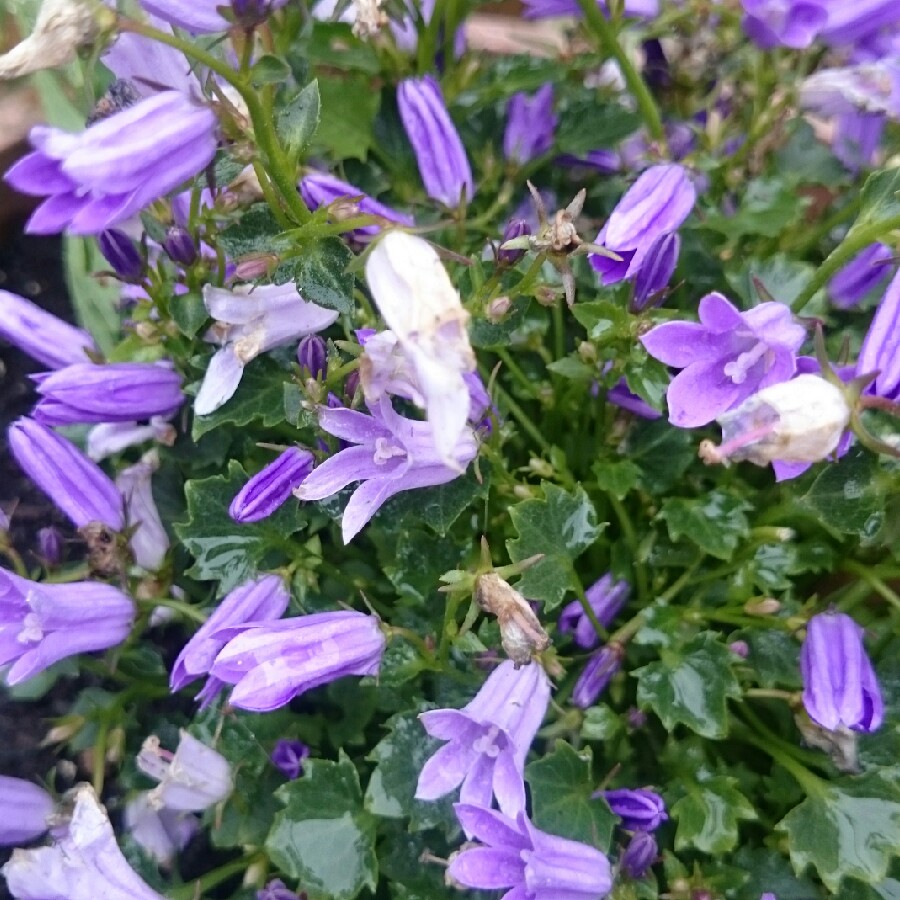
[657,490,752,561]
[671,775,757,853]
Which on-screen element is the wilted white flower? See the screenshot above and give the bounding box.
[116,452,168,571]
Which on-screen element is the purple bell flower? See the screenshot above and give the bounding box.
[504,85,557,165]
[98,229,144,282]
[210,609,386,712]
[2,784,165,900]
[9,417,124,530]
[299,171,413,240]
[819,0,900,47]
[416,660,551,817]
[448,803,613,900]
[4,91,217,236]
[640,292,806,428]
[0,777,53,845]
[741,0,828,50]
[832,111,884,173]
[398,75,473,208]
[140,0,289,32]
[498,219,531,265]
[620,831,657,879]
[0,290,95,369]
[297,335,328,380]
[572,644,623,709]
[87,417,175,462]
[270,739,310,780]
[800,611,883,733]
[598,788,667,832]
[631,233,680,312]
[170,574,290,707]
[799,59,900,119]
[258,880,303,900]
[522,0,658,18]
[37,526,64,566]
[0,568,134,686]
[558,574,630,650]
[856,268,900,401]
[589,164,696,285]
[828,242,892,308]
[32,361,184,426]
[229,448,315,524]
[163,226,198,267]
[295,398,478,543]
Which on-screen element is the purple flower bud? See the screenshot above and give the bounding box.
[741,0,829,50]
[98,229,144,282]
[0,776,53,845]
[258,879,303,900]
[621,831,657,879]
[498,218,531,265]
[141,0,289,32]
[210,610,386,712]
[0,568,134,685]
[503,85,556,165]
[231,0,281,27]
[800,611,883,733]
[270,739,310,780]
[33,362,184,426]
[344,369,361,400]
[729,640,750,659]
[832,111,884,174]
[857,268,900,401]
[828,242,892,309]
[558,574,630,650]
[8,417,124,530]
[37,526,64,566]
[630,233,680,312]
[397,75,473,208]
[297,335,327,380]
[572,644,623,708]
[229,448,315,524]
[163,226,198,267]
[0,290,95,369]
[598,788,668,832]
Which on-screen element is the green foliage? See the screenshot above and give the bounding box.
[657,490,752,561]
[671,775,757,853]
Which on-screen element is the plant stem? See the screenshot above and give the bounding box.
[607,494,649,601]
[843,561,900,613]
[574,0,664,143]
[170,854,266,900]
[658,555,704,604]
[491,379,555,457]
[495,348,541,400]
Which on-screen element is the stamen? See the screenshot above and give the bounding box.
[373,437,406,465]
[723,342,767,385]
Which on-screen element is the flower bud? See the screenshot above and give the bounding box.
[503,85,556,166]
[744,597,781,616]
[598,788,668,832]
[229,447,314,524]
[620,831,657,879]
[163,226,198,267]
[630,232,679,312]
[98,229,144,283]
[572,643,623,708]
[233,253,279,281]
[258,880,304,900]
[475,573,551,667]
[270,739,310,780]
[498,219,531,266]
[728,639,750,658]
[485,296,512,323]
[37,525,64,566]
[0,776,53,845]
[344,369,361,401]
[297,335,327,380]
[558,573,630,650]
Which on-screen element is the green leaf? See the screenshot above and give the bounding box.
[572,300,632,343]
[192,356,291,439]
[623,355,669,411]
[592,458,642,500]
[547,355,596,381]
[217,205,287,259]
[170,291,209,339]
[526,741,615,850]
[623,419,695,495]
[250,53,292,85]
[848,168,900,237]
[634,633,741,738]
[278,79,320,161]
[777,770,900,893]
[175,460,306,593]
[580,705,623,742]
[276,236,355,314]
[731,847,820,900]
[701,177,806,239]
[657,490,752,561]
[556,97,641,156]
[729,254,820,309]
[506,483,604,609]
[267,753,378,900]
[314,75,380,160]
[63,236,120,354]
[671,775,757,853]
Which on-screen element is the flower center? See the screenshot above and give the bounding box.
[17,612,43,645]
[723,341,768,385]
[373,437,406,465]
[472,725,502,759]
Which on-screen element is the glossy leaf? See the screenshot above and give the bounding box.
[278,79,320,161]
[657,491,752,561]
[275,236,355,315]
[671,775,757,853]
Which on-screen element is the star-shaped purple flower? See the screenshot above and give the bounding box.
[640,292,806,428]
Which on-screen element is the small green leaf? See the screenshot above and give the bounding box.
[526,741,615,850]
[170,291,209,339]
[671,775,757,853]
[314,75,380,161]
[548,355,596,381]
[556,96,641,156]
[267,753,378,900]
[635,633,742,738]
[657,490,752,561]
[217,205,285,259]
[848,168,900,236]
[729,254,820,309]
[63,236,120,354]
[507,483,604,609]
[276,236,355,314]
[278,79,320,161]
[701,177,806,239]
[581,705,623,742]
[250,53,292,85]
[777,769,900,893]
[623,419,695,495]
[592,458,642,499]
[572,300,632,343]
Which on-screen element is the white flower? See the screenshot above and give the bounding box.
[116,452,168,571]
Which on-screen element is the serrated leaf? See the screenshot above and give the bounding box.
[572,300,632,343]
[170,291,208,338]
[268,753,378,900]
[278,79,320,161]
[506,483,604,609]
[657,490,752,561]
[525,742,615,850]
[217,205,285,259]
[276,236,354,314]
[634,633,741,738]
[701,177,805,239]
[250,53,291,85]
[623,419,695,495]
[314,75,380,161]
[174,460,306,593]
[671,775,757,853]
[777,770,900,893]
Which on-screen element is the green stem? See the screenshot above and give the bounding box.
[657,555,704,604]
[92,720,108,796]
[439,589,463,669]
[495,348,541,400]
[252,159,293,230]
[136,596,208,624]
[574,0,664,143]
[170,854,266,900]
[491,379,554,457]
[843,561,900,613]
[0,545,28,578]
[607,494,649,602]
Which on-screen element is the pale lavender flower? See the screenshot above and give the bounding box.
[640,292,806,427]
[589,165,696,285]
[209,609,386,712]
[504,86,557,165]
[229,448,314,524]
[398,75,473,207]
[270,739,310,780]
[631,233,680,312]
[124,792,198,868]
[598,788,667,832]
[299,171,413,240]
[9,417,124,530]
[87,418,176,462]
[0,290,95,369]
[295,399,478,543]
[137,731,233,812]
[116,455,168,571]
[620,831,657,879]
[170,574,290,706]
[4,91,217,235]
[572,644,623,708]
[0,777,52,845]
[139,0,289,32]
[33,362,184,426]
[448,803,613,900]
[558,574,629,650]
[828,242,892,308]
[2,784,165,900]
[195,283,339,416]
[799,59,900,119]
[0,569,134,686]
[741,0,828,49]
[857,268,900,400]
[416,660,551,817]
[800,611,883,732]
[522,0,658,18]
[832,111,884,172]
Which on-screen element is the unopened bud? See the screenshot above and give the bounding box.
[728,640,749,658]
[233,253,279,281]
[475,572,551,667]
[38,526,64,566]
[297,335,327,380]
[744,597,781,616]
[163,226,198,267]
[98,230,144,283]
[498,219,531,265]
[344,369,361,401]
[486,296,511,323]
